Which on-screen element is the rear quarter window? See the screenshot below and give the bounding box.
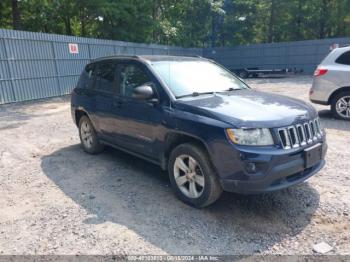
[78,63,94,89]
[335,51,350,65]
[85,64,94,77]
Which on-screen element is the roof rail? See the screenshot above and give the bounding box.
[91,54,141,61]
[184,54,205,59]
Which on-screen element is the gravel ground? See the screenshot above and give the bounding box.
[0,76,349,256]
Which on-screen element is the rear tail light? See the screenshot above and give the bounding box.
[314,68,328,77]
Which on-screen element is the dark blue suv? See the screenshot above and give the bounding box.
[71,55,327,207]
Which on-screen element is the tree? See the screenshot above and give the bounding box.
[0,1,12,29]
[1,0,350,46]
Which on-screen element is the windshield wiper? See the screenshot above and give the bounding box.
[176,88,242,99]
[214,87,243,94]
[176,91,215,99]
[221,87,241,92]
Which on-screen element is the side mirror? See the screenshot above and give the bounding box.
[132,85,154,100]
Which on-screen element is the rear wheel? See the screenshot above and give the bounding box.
[331,92,350,120]
[78,115,104,154]
[168,143,222,208]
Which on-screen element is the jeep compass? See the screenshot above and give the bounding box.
[71,55,327,207]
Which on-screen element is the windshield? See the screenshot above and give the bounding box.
[151,60,249,98]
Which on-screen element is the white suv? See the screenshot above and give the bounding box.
[310,46,350,120]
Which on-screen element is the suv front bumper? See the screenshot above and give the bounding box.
[216,141,327,194]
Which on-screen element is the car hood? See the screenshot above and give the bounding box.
[173,89,318,128]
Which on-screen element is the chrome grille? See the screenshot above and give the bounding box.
[278,118,323,149]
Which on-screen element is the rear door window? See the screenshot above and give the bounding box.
[335,51,350,65]
[94,61,117,93]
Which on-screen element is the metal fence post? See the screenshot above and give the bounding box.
[51,41,62,95]
[88,43,92,62]
[2,38,16,102]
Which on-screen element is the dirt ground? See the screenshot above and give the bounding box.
[0,76,349,255]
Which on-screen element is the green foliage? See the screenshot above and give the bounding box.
[1,0,350,46]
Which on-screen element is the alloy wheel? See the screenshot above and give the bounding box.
[80,121,94,148]
[336,96,350,119]
[173,154,205,198]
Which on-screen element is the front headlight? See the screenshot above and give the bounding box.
[226,128,274,146]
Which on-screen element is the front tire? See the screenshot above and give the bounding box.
[331,92,350,120]
[168,143,222,208]
[78,115,104,154]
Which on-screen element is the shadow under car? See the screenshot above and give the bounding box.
[40,144,320,254]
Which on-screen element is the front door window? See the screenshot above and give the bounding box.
[119,64,152,97]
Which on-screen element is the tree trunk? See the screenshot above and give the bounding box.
[267,0,276,43]
[65,17,72,35]
[80,9,86,36]
[211,15,216,47]
[319,0,328,38]
[81,19,86,36]
[152,3,157,43]
[11,0,21,30]
[295,0,302,40]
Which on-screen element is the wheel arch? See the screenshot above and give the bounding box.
[328,86,350,105]
[75,108,89,127]
[161,132,213,171]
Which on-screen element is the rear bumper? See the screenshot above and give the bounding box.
[310,98,328,105]
[218,142,327,194]
[310,76,338,105]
